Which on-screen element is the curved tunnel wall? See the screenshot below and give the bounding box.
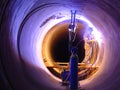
[0,0,120,90]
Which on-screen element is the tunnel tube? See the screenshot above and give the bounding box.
[0,0,120,90]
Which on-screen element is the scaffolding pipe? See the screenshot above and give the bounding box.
[70,47,78,90]
[68,10,77,52]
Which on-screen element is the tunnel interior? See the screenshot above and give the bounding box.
[0,0,120,90]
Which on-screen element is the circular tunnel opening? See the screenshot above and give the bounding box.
[42,20,85,63]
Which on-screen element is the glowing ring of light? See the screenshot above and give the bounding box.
[18,4,104,83]
[39,12,104,81]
